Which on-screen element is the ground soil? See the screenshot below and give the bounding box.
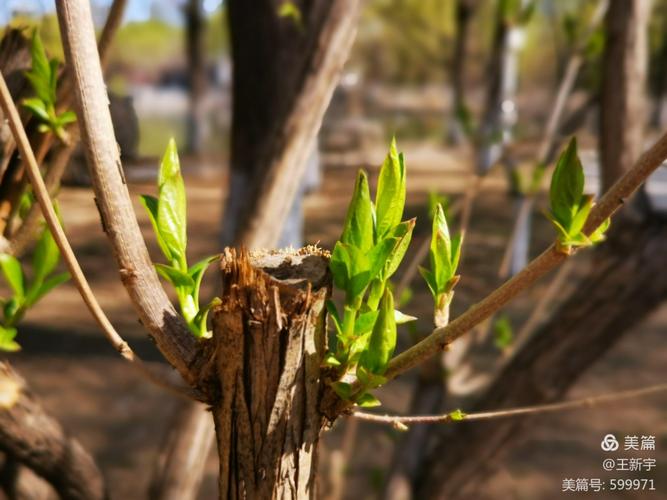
[6,142,666,499]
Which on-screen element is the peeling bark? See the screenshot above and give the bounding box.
[211,248,330,499]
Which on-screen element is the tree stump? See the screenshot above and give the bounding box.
[211,247,331,499]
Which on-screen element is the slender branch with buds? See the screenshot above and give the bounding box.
[352,382,667,425]
[383,129,667,384]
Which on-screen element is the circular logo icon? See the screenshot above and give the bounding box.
[601,434,619,452]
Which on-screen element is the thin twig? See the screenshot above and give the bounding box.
[383,129,667,384]
[0,70,195,400]
[351,382,667,425]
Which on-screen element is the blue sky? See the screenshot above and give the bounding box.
[1,0,223,26]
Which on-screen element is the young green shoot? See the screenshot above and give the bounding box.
[419,203,463,327]
[22,30,76,144]
[140,139,218,338]
[327,139,416,406]
[545,138,610,253]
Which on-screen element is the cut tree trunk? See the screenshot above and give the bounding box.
[0,363,105,500]
[211,248,331,499]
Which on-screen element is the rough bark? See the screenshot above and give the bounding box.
[185,0,206,155]
[222,0,360,248]
[418,2,654,496]
[211,248,330,499]
[0,363,105,500]
[599,0,648,191]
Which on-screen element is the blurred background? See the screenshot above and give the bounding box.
[0,1,666,499]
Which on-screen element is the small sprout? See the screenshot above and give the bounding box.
[448,409,467,421]
[22,30,76,143]
[546,138,610,253]
[356,392,381,408]
[392,420,409,432]
[141,139,217,338]
[419,203,463,325]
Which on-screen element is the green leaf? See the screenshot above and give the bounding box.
[549,138,584,231]
[140,194,172,260]
[56,110,77,127]
[448,409,467,421]
[32,224,60,287]
[155,264,195,290]
[3,298,20,324]
[157,139,187,266]
[356,392,381,408]
[382,219,415,280]
[330,241,352,291]
[569,195,593,237]
[589,218,611,243]
[188,255,217,304]
[354,310,379,336]
[0,326,20,352]
[358,289,396,375]
[322,352,341,367]
[26,272,70,307]
[418,266,437,298]
[0,254,24,299]
[367,237,399,285]
[22,97,50,122]
[343,244,372,302]
[375,138,406,239]
[394,309,417,324]
[25,30,54,105]
[340,170,374,252]
[326,300,343,338]
[190,297,220,338]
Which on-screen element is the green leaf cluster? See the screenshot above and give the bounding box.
[22,30,76,143]
[0,222,70,351]
[546,138,610,253]
[419,203,463,318]
[327,139,417,406]
[140,139,218,338]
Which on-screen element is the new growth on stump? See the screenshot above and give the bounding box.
[211,247,331,499]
